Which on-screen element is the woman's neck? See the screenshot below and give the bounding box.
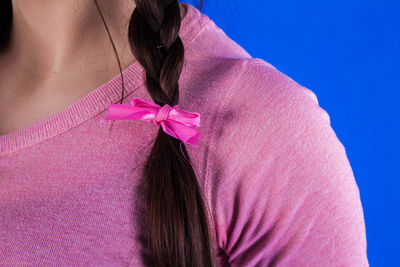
[2,0,136,87]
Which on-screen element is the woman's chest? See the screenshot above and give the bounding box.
[0,131,152,266]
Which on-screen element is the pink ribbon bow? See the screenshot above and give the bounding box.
[104,97,201,147]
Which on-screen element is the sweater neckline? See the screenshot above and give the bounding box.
[0,3,209,156]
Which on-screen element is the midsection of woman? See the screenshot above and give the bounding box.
[0,1,368,267]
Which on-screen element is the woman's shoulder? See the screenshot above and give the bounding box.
[182,55,331,187]
[222,57,324,122]
[181,56,326,133]
[199,56,330,153]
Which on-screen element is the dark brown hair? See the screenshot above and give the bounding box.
[120,1,217,266]
[0,0,217,266]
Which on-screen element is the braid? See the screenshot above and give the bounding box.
[128,1,217,266]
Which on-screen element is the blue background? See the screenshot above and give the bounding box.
[183,0,400,266]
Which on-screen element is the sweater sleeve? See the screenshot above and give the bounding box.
[204,59,369,266]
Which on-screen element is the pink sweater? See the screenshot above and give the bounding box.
[0,3,369,266]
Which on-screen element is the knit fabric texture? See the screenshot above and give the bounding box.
[0,3,369,266]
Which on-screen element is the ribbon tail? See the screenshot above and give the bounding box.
[105,104,155,121]
[160,120,201,147]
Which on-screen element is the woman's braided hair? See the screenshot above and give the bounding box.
[125,1,217,266]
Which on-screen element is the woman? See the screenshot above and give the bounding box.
[0,0,369,266]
